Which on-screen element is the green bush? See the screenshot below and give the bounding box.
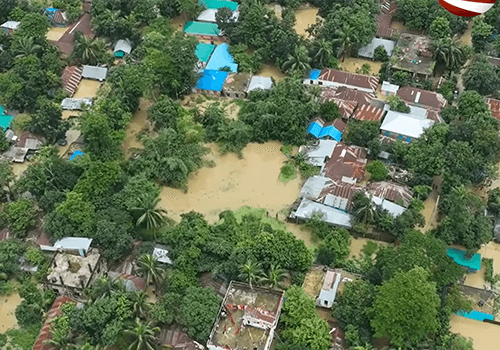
[374,45,389,61]
[24,247,45,266]
[279,163,297,183]
[413,185,432,201]
[366,160,388,181]
[0,199,37,237]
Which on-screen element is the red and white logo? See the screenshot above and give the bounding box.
[439,0,496,17]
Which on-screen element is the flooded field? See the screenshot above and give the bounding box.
[0,292,22,333]
[349,237,389,259]
[464,242,500,289]
[158,142,301,223]
[122,99,151,154]
[450,314,500,350]
[339,58,382,76]
[257,64,286,82]
[46,26,69,41]
[294,7,319,37]
[73,79,101,99]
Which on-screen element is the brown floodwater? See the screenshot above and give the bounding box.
[122,99,151,154]
[420,190,439,232]
[158,142,301,223]
[256,64,286,82]
[349,237,389,259]
[73,79,101,99]
[10,162,29,178]
[450,314,500,350]
[294,7,319,37]
[339,58,382,76]
[285,222,317,248]
[463,242,500,289]
[46,26,69,41]
[459,21,473,46]
[0,293,22,333]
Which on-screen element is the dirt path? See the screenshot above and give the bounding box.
[158,142,301,223]
[420,190,439,232]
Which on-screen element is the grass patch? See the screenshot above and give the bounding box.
[233,207,288,232]
[279,163,297,183]
[4,323,41,350]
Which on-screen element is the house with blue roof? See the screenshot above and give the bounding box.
[447,248,482,272]
[206,44,238,73]
[193,70,229,95]
[183,21,221,39]
[199,0,239,11]
[307,118,346,142]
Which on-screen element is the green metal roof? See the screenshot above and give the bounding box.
[199,0,238,11]
[195,43,216,63]
[183,21,220,36]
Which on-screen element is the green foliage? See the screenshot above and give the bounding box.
[4,323,42,350]
[23,247,45,265]
[148,96,181,130]
[0,129,9,151]
[74,160,122,201]
[315,229,351,266]
[488,188,500,216]
[150,292,181,325]
[366,161,388,181]
[344,120,380,148]
[319,100,341,121]
[472,19,493,53]
[370,267,440,347]
[80,110,125,161]
[464,55,500,95]
[413,185,432,201]
[430,17,451,39]
[387,95,410,113]
[457,90,489,118]
[178,286,221,342]
[483,258,500,286]
[0,199,36,237]
[280,163,297,183]
[120,173,161,211]
[373,45,388,61]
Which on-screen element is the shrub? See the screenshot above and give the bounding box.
[387,95,410,113]
[413,185,432,201]
[374,45,389,61]
[366,160,388,181]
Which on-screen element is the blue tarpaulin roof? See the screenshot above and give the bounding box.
[447,248,482,271]
[309,69,321,80]
[307,121,342,141]
[196,69,228,92]
[0,106,14,131]
[457,310,494,321]
[195,43,216,63]
[69,150,84,161]
[206,44,238,73]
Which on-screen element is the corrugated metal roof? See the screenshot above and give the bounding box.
[114,39,132,55]
[397,86,447,110]
[372,196,405,217]
[300,176,332,200]
[358,37,395,59]
[248,76,272,92]
[307,121,342,141]
[323,143,367,182]
[198,0,239,11]
[206,44,238,73]
[153,244,173,264]
[352,104,385,121]
[487,98,500,121]
[195,69,228,92]
[381,110,434,138]
[183,21,220,36]
[82,65,107,81]
[291,199,352,228]
[61,66,82,96]
[300,139,338,167]
[368,181,413,207]
[197,9,239,23]
[1,21,20,30]
[381,81,399,93]
[195,43,216,63]
[318,69,379,92]
[61,98,93,110]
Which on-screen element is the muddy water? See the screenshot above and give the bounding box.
[170,15,187,32]
[294,7,319,37]
[349,237,389,259]
[122,99,151,154]
[46,26,69,41]
[459,21,473,46]
[257,64,286,82]
[450,314,500,350]
[339,58,382,76]
[420,190,439,232]
[10,162,29,178]
[0,293,22,333]
[73,79,101,99]
[158,142,301,223]
[464,242,500,289]
[285,223,317,248]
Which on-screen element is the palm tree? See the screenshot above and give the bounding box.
[125,318,160,350]
[433,37,463,70]
[72,34,107,65]
[282,45,312,73]
[131,290,150,318]
[262,264,288,289]
[14,36,42,57]
[137,254,165,287]
[312,39,333,68]
[332,24,359,62]
[131,194,168,232]
[238,260,264,289]
[91,276,125,301]
[43,328,76,350]
[352,192,378,225]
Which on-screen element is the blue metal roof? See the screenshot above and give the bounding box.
[447,248,481,271]
[309,69,321,80]
[307,121,342,141]
[457,310,494,321]
[206,44,238,73]
[69,150,84,161]
[196,69,228,92]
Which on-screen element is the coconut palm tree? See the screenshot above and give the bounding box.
[137,254,165,287]
[72,34,107,65]
[91,276,125,301]
[262,264,288,289]
[332,24,359,62]
[238,260,264,289]
[125,318,160,350]
[131,194,168,232]
[131,290,150,318]
[43,328,76,350]
[352,192,378,225]
[433,37,463,70]
[282,45,312,73]
[14,36,42,57]
[312,39,333,68]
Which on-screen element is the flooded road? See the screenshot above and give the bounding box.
[122,99,151,155]
[0,292,21,333]
[294,7,319,37]
[256,64,286,82]
[46,26,69,41]
[450,314,499,350]
[339,58,382,76]
[158,142,301,223]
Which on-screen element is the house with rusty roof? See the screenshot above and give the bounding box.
[322,143,367,184]
[487,98,500,121]
[158,324,204,350]
[321,87,377,120]
[397,86,447,112]
[61,66,83,97]
[392,33,435,78]
[305,69,379,93]
[51,13,94,55]
[352,104,385,121]
[367,181,413,207]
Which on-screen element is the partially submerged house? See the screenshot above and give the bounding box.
[304,69,379,93]
[317,270,356,308]
[207,281,284,350]
[43,247,106,297]
[184,21,222,41]
[61,98,93,110]
[1,21,20,35]
[291,198,353,228]
[392,33,435,79]
[114,39,132,58]
[380,106,435,143]
[307,118,346,141]
[193,69,229,95]
[223,73,251,98]
[358,37,395,60]
[206,43,238,73]
[82,65,108,81]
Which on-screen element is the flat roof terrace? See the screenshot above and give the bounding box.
[208,281,284,350]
